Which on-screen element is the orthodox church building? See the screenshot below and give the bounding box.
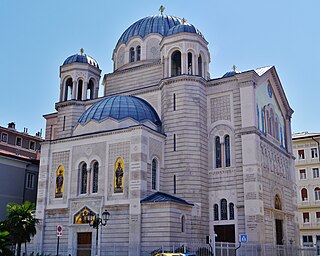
[34,8,298,256]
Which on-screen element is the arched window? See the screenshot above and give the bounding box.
[198,55,203,77]
[275,194,281,210]
[87,79,94,100]
[181,215,185,232]
[266,110,270,135]
[136,46,141,61]
[92,161,99,193]
[275,116,279,141]
[130,47,135,63]
[77,80,83,100]
[80,162,87,194]
[188,52,193,75]
[315,187,320,201]
[214,204,219,221]
[215,137,221,168]
[270,108,275,136]
[152,158,158,190]
[229,203,234,220]
[171,50,181,76]
[65,78,73,101]
[257,105,260,130]
[225,135,230,167]
[301,188,308,201]
[221,199,228,220]
[261,107,265,134]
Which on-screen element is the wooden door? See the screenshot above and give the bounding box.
[77,232,92,256]
[214,224,235,243]
[275,219,283,245]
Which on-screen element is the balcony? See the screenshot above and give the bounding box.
[300,222,320,230]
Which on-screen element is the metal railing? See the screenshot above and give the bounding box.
[22,242,318,256]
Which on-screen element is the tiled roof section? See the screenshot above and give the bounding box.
[254,66,273,76]
[0,149,39,163]
[292,132,320,140]
[141,191,194,206]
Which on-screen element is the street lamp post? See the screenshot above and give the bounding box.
[88,209,110,256]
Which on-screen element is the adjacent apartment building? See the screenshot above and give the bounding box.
[292,132,320,253]
[0,122,43,219]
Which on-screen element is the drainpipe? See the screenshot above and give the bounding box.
[311,137,320,163]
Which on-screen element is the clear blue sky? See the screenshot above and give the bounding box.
[1,0,319,136]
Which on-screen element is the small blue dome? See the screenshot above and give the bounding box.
[63,54,99,68]
[222,70,241,78]
[167,23,203,38]
[116,15,203,47]
[78,95,161,126]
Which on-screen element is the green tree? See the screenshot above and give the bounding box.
[0,222,13,256]
[5,201,39,256]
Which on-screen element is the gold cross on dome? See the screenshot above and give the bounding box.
[80,48,84,55]
[159,5,165,15]
[182,18,187,24]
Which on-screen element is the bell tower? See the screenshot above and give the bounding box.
[55,49,101,139]
[160,21,211,242]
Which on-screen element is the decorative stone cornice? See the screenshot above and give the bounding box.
[206,77,238,87]
[45,208,69,215]
[236,126,293,158]
[264,206,295,217]
[159,75,206,88]
[269,68,294,117]
[104,60,161,79]
[42,124,166,145]
[55,100,85,110]
[209,167,238,175]
[60,64,101,77]
[104,83,161,98]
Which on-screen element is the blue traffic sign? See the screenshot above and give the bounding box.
[239,234,248,243]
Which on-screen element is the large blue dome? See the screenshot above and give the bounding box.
[116,14,202,47]
[78,95,161,126]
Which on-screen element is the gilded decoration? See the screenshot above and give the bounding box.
[55,165,64,198]
[74,207,95,225]
[114,157,124,193]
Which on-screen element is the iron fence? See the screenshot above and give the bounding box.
[20,242,318,256]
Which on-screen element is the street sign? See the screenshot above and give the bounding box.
[239,234,248,243]
[57,225,62,237]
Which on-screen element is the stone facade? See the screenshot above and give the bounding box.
[33,12,298,256]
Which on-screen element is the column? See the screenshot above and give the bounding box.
[94,82,99,99]
[72,81,77,100]
[181,52,187,74]
[82,81,88,101]
[60,82,64,102]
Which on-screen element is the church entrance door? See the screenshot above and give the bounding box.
[214,224,235,243]
[275,219,283,245]
[77,232,92,256]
